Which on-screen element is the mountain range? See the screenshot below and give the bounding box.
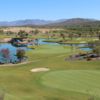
[0,18,99,27]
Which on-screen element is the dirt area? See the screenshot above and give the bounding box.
[0,38,12,43]
[2,27,63,33]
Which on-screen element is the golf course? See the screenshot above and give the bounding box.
[1,0,100,100]
[0,44,99,100]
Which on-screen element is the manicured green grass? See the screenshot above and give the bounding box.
[42,70,100,98]
[44,37,99,44]
[0,45,100,100]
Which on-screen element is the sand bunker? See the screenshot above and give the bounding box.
[30,68,50,72]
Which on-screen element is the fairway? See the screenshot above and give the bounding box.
[42,70,100,98]
[0,45,100,100]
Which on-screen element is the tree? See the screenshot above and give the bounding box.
[0,49,10,63]
[68,33,74,40]
[18,30,28,38]
[88,41,100,48]
[5,31,14,36]
[60,33,66,41]
[34,29,40,35]
[96,31,100,40]
[45,31,50,39]
[93,46,100,56]
[16,49,26,62]
[34,38,39,46]
[0,30,4,35]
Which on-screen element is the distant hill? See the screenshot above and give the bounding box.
[0,18,100,27]
[0,19,53,26]
[47,18,99,27]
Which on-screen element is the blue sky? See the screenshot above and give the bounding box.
[0,0,100,21]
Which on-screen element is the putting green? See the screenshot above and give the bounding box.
[41,70,100,97]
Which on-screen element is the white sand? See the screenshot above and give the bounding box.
[30,68,50,72]
[80,41,86,43]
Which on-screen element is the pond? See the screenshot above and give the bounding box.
[35,39,88,46]
[37,39,92,52]
[80,47,92,52]
[0,43,30,64]
[34,38,60,45]
[0,39,92,64]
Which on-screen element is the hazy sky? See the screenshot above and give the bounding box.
[0,0,100,21]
